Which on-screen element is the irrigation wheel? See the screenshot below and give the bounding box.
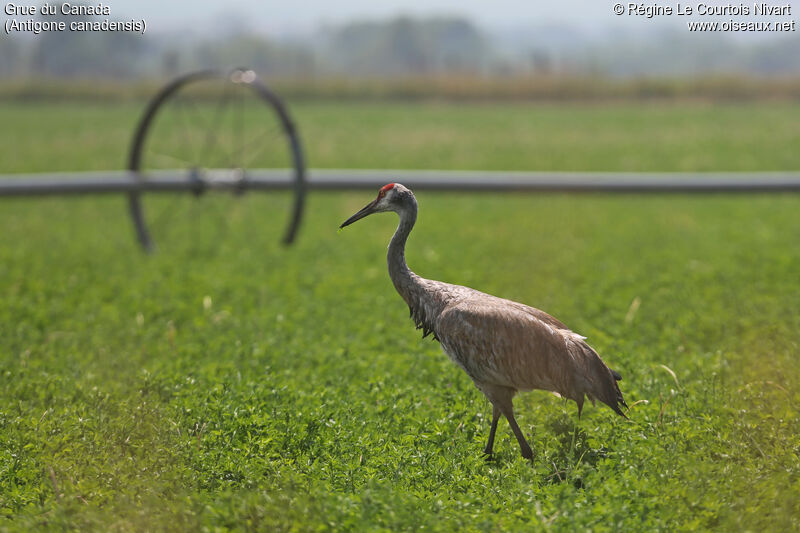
[127,68,306,252]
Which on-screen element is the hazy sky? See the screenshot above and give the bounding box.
[90,1,800,43]
[115,1,797,33]
[115,1,612,33]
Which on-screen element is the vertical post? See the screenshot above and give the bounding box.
[128,193,153,252]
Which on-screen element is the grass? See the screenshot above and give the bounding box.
[0,100,799,531]
[2,100,800,173]
[4,75,800,102]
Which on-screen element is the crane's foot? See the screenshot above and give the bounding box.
[519,444,534,460]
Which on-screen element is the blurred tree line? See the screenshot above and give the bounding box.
[318,17,488,76]
[0,15,490,80]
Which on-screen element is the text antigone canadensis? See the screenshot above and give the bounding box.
[340,183,627,459]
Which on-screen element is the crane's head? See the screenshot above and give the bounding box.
[339,183,414,229]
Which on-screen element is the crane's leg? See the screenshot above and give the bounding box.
[479,383,533,460]
[483,404,501,456]
[505,410,534,460]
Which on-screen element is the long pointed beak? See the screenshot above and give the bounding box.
[339,199,378,229]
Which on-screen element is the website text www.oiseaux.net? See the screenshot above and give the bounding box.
[617,3,796,32]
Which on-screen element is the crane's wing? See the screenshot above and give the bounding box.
[503,299,570,331]
[435,299,626,416]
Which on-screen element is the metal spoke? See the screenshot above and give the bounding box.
[212,121,283,170]
[235,84,244,170]
[147,194,183,241]
[241,123,285,168]
[199,79,235,167]
[174,98,204,166]
[147,150,194,170]
[184,96,229,165]
[208,95,254,171]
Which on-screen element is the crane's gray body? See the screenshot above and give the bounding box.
[342,183,626,458]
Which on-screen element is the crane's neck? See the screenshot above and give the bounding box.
[387,201,444,339]
[387,202,417,293]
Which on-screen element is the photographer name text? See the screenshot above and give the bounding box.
[613,3,795,31]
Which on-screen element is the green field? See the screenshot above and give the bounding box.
[1,100,799,531]
[2,100,800,173]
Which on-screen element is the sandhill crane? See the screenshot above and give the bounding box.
[340,183,627,459]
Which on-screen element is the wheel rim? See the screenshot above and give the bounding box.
[127,68,306,252]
